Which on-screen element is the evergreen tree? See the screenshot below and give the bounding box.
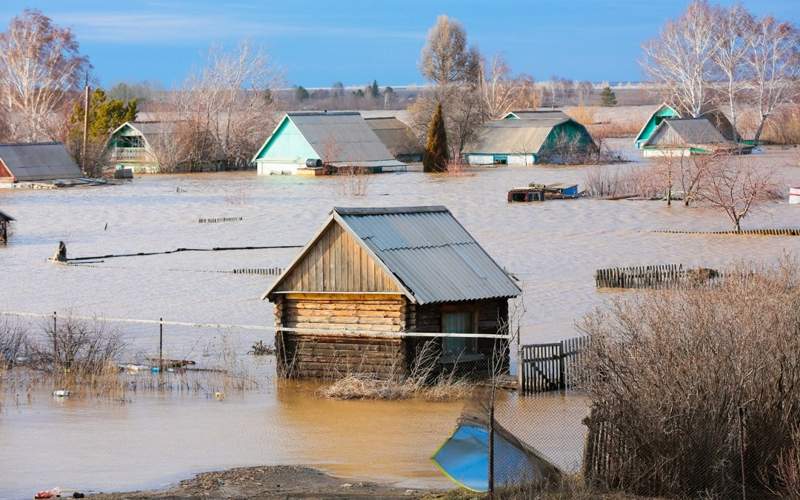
[600,86,617,107]
[294,85,309,101]
[352,89,365,98]
[68,88,137,175]
[369,80,380,99]
[423,103,449,173]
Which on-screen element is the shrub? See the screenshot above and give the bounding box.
[580,260,800,498]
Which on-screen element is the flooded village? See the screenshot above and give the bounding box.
[2,2,800,499]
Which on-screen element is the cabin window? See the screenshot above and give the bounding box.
[441,311,477,356]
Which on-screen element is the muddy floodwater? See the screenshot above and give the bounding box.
[1,141,798,498]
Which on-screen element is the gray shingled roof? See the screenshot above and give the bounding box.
[0,142,82,181]
[333,206,521,304]
[365,117,422,158]
[644,118,731,147]
[288,112,406,168]
[463,118,569,155]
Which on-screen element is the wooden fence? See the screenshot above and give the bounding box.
[198,217,244,224]
[229,267,283,276]
[656,228,800,236]
[519,336,589,394]
[583,410,624,489]
[595,264,719,289]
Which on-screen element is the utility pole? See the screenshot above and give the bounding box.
[82,76,90,176]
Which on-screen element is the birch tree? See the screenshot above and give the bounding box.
[712,4,753,142]
[0,10,89,141]
[642,0,719,117]
[478,55,538,119]
[177,40,281,169]
[746,16,800,143]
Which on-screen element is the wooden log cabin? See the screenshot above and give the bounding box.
[263,206,522,379]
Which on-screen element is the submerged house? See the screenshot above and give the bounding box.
[0,142,83,183]
[0,210,13,244]
[263,206,522,379]
[252,112,407,175]
[634,104,680,149]
[365,117,423,162]
[634,104,740,149]
[106,121,177,173]
[641,118,740,157]
[462,117,596,166]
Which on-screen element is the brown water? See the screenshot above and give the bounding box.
[1,141,798,498]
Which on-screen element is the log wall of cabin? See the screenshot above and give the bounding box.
[273,293,407,378]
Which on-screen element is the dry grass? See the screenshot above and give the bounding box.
[583,165,663,199]
[321,340,473,401]
[424,474,648,499]
[739,105,800,145]
[587,121,642,140]
[580,259,800,498]
[0,318,258,402]
[335,165,371,197]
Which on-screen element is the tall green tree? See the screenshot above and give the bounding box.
[68,88,137,176]
[368,80,380,99]
[600,86,617,107]
[423,103,449,172]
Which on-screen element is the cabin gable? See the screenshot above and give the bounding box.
[271,220,403,295]
[0,159,14,182]
[635,104,680,148]
[253,117,319,163]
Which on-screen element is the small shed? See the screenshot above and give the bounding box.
[641,118,740,157]
[365,117,423,162]
[0,143,82,183]
[263,206,522,379]
[634,103,681,149]
[106,121,178,173]
[0,210,14,244]
[252,112,407,175]
[463,117,596,166]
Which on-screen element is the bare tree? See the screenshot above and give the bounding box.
[0,9,90,142]
[176,40,281,170]
[712,4,754,142]
[642,0,719,117]
[576,81,594,105]
[478,55,539,119]
[419,15,480,86]
[746,16,800,143]
[699,155,778,231]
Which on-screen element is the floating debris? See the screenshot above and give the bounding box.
[248,340,276,355]
[52,389,70,398]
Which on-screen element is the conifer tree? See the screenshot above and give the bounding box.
[423,103,449,172]
[600,86,617,107]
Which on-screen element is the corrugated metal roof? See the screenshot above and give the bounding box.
[0,142,82,181]
[334,206,521,304]
[645,118,730,147]
[462,119,567,155]
[365,117,422,157]
[287,112,406,168]
[0,210,14,222]
[505,110,570,121]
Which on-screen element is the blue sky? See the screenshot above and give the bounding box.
[1,1,797,89]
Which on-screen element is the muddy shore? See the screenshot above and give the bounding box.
[88,465,450,499]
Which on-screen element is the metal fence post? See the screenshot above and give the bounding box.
[159,317,164,372]
[52,311,58,367]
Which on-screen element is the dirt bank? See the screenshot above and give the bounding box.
[88,465,441,499]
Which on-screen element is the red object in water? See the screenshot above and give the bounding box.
[34,488,60,499]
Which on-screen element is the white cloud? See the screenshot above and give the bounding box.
[50,10,423,44]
